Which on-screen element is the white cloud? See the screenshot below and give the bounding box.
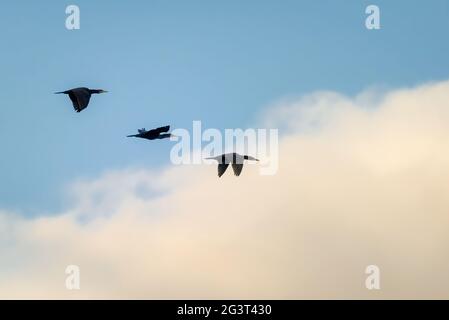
[1,81,449,299]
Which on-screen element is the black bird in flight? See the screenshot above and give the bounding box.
[55,87,108,112]
[206,153,259,177]
[127,125,174,140]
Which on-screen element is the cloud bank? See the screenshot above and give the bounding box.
[1,80,449,299]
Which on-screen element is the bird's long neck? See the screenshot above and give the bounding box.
[157,134,172,139]
[89,89,102,94]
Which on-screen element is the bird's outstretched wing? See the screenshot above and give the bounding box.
[232,163,244,176]
[69,88,91,112]
[218,163,229,177]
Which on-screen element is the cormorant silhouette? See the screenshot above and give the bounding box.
[127,125,174,140]
[206,153,259,177]
[55,87,107,112]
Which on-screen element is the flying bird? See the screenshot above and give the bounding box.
[127,125,174,140]
[206,153,259,177]
[55,87,108,112]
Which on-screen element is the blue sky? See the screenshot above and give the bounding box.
[0,0,448,214]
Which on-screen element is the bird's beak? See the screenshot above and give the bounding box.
[102,90,109,93]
